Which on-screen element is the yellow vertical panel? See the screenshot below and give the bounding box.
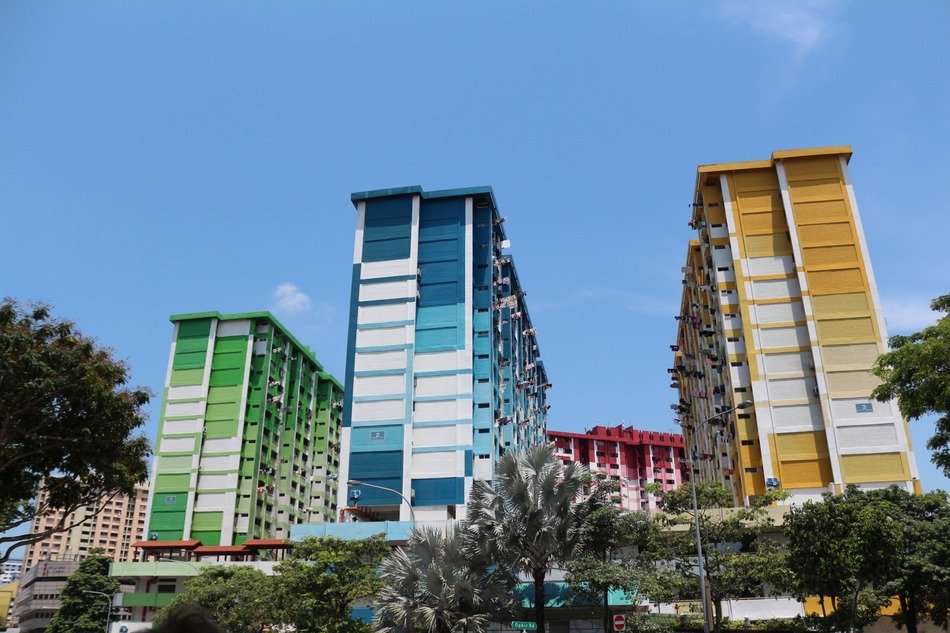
[740,210,787,233]
[736,190,784,213]
[840,453,908,483]
[780,459,834,488]
[744,233,793,257]
[798,221,853,245]
[820,343,880,368]
[788,178,844,203]
[790,200,850,224]
[702,185,726,224]
[825,370,880,394]
[815,317,875,341]
[735,418,759,440]
[811,293,870,316]
[802,245,859,267]
[808,268,865,294]
[733,170,780,192]
[783,156,841,181]
[740,444,762,467]
[775,431,829,458]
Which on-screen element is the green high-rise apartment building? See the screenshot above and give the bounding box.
[145,311,343,546]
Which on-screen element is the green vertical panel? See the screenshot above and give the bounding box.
[173,319,212,370]
[170,368,205,386]
[209,336,248,387]
[146,490,188,540]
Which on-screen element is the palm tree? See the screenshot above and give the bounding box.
[374,523,513,633]
[467,443,592,633]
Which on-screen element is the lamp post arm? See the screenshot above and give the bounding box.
[347,480,416,525]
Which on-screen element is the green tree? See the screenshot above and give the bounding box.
[865,486,950,633]
[466,444,593,633]
[274,535,388,633]
[782,487,900,633]
[0,300,151,563]
[654,482,786,633]
[872,293,950,476]
[565,504,654,633]
[164,566,273,633]
[46,550,120,633]
[374,524,513,633]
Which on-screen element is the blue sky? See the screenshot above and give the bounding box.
[1,2,948,493]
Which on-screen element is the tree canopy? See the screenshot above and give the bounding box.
[166,566,273,633]
[872,292,950,476]
[0,300,151,563]
[275,535,388,633]
[46,550,121,633]
[654,482,786,632]
[782,486,901,633]
[566,503,657,633]
[166,536,388,633]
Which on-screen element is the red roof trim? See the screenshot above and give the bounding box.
[193,546,251,555]
[242,538,290,549]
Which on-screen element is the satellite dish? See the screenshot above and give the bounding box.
[149,532,159,541]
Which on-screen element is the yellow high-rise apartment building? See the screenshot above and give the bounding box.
[672,146,920,505]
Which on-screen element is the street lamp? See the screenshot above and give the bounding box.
[83,590,119,633]
[686,400,753,633]
[346,479,416,525]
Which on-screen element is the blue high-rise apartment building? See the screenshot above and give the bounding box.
[336,186,549,522]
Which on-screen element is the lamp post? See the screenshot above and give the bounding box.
[346,479,416,525]
[83,590,118,633]
[685,400,753,633]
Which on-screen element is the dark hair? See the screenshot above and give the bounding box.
[150,605,227,633]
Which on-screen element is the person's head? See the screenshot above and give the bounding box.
[150,605,227,633]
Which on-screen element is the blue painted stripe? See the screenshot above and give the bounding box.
[350,418,407,427]
[356,320,414,330]
[413,394,473,402]
[353,394,406,403]
[413,369,473,377]
[360,274,417,284]
[356,344,412,353]
[353,369,406,377]
[412,445,472,454]
[358,297,415,307]
[412,419,473,428]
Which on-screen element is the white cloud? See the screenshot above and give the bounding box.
[719,0,841,58]
[882,296,940,334]
[271,282,312,316]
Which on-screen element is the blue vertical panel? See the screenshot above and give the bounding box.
[412,477,465,505]
[342,263,362,429]
[363,197,413,262]
[349,451,404,505]
[416,198,465,351]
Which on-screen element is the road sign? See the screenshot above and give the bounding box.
[613,614,626,631]
[512,622,537,631]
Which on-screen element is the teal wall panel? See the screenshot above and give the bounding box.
[363,197,412,262]
[351,425,404,452]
